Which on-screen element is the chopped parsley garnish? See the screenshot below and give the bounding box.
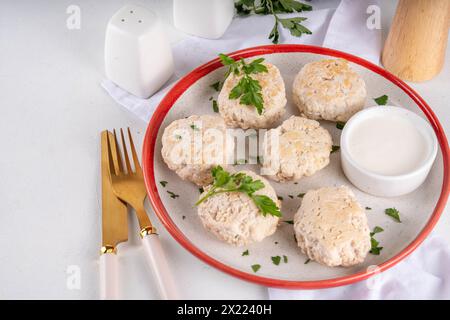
[271,256,281,265]
[304,258,311,264]
[336,121,346,130]
[385,208,401,222]
[277,196,283,201]
[251,264,261,272]
[242,250,249,256]
[198,187,204,194]
[159,181,168,187]
[195,166,282,217]
[235,0,312,44]
[331,145,340,153]
[283,220,294,224]
[212,99,219,113]
[369,226,384,255]
[210,81,221,92]
[182,215,186,220]
[374,94,388,106]
[190,124,200,131]
[167,191,179,199]
[283,255,288,263]
[288,195,294,199]
[297,193,305,198]
[219,54,268,114]
[365,207,372,210]
[174,134,182,140]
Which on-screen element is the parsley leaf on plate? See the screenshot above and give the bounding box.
[251,264,261,272]
[271,256,281,265]
[369,226,384,255]
[385,208,401,222]
[242,249,249,256]
[331,145,340,153]
[336,121,346,130]
[374,94,388,106]
[212,99,219,113]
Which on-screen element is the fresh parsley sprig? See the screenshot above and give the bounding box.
[195,166,282,217]
[219,54,268,114]
[235,0,312,44]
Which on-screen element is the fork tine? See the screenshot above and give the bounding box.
[120,128,133,174]
[127,127,142,173]
[113,129,124,174]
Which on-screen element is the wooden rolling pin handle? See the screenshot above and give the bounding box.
[382,0,450,82]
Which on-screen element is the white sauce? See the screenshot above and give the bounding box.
[348,115,429,176]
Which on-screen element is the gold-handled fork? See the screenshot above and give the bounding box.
[107,128,179,300]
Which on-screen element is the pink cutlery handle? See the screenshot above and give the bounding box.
[142,234,180,299]
[100,252,119,300]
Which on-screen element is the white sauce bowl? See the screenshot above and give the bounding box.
[340,106,438,197]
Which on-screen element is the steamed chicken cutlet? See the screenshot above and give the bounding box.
[218,62,287,129]
[161,115,234,186]
[262,116,332,182]
[292,59,367,122]
[197,170,280,246]
[294,186,371,267]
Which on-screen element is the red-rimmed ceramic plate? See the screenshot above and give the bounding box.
[142,45,449,289]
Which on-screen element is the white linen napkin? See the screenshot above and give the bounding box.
[269,235,450,300]
[101,0,449,299]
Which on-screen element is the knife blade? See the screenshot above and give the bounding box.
[101,130,128,253]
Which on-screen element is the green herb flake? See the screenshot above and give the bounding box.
[195,166,282,217]
[370,226,384,237]
[242,250,249,256]
[190,124,200,131]
[212,99,219,113]
[283,220,294,224]
[167,191,179,199]
[385,208,401,223]
[198,187,204,194]
[174,134,182,140]
[374,94,388,106]
[271,256,281,265]
[210,81,221,92]
[304,258,311,264]
[288,195,294,199]
[283,255,288,263]
[366,207,372,210]
[336,121,346,130]
[369,226,384,255]
[297,193,305,198]
[331,145,340,153]
[182,215,186,220]
[159,181,168,187]
[277,196,284,201]
[251,264,261,272]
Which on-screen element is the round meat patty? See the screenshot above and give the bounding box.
[218,62,287,129]
[161,115,234,186]
[197,170,280,246]
[293,186,371,267]
[262,116,332,182]
[292,59,366,122]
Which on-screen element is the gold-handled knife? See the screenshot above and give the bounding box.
[100,130,128,300]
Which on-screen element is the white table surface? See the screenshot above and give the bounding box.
[0,0,448,299]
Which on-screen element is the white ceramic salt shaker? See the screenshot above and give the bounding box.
[105,5,174,98]
[173,0,235,39]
